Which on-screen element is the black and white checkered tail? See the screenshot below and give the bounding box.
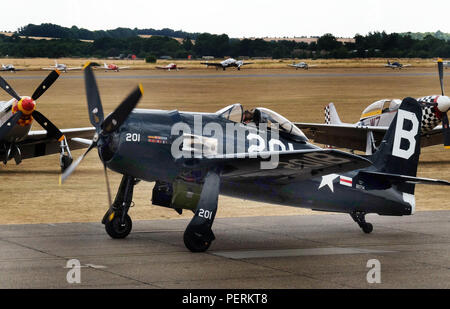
[324,102,342,125]
[417,96,443,132]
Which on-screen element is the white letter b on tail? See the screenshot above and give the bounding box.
[392,110,419,159]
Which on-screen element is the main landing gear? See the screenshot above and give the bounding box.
[59,137,73,172]
[350,212,373,234]
[102,175,136,239]
[184,171,220,252]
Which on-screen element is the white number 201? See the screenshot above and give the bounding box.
[126,133,140,142]
[198,209,212,220]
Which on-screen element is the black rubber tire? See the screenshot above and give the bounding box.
[183,229,211,253]
[362,223,373,234]
[60,155,73,173]
[105,213,132,239]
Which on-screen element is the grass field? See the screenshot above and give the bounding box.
[0,57,441,70]
[0,66,448,224]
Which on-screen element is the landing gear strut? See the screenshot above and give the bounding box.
[350,212,373,234]
[59,137,73,172]
[184,171,220,252]
[102,175,136,239]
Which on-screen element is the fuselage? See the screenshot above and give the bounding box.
[100,109,413,217]
[357,96,447,132]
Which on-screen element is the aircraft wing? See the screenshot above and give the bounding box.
[15,127,95,160]
[196,148,372,181]
[295,122,445,151]
[200,62,222,67]
[118,66,130,69]
[294,122,388,151]
[240,62,254,66]
[41,68,55,70]
[66,67,82,71]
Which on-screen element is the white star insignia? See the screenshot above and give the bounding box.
[318,174,339,192]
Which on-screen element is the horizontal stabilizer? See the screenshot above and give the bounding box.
[358,171,450,187]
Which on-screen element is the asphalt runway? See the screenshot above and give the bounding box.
[0,210,449,288]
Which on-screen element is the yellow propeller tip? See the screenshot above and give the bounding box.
[445,146,450,149]
[58,175,62,186]
[55,69,61,75]
[82,62,91,70]
[139,83,144,95]
[438,58,443,63]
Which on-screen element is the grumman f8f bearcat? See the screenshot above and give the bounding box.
[0,70,95,171]
[296,59,450,154]
[61,65,450,252]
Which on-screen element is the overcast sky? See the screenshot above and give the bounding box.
[2,0,449,38]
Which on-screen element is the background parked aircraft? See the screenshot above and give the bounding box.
[201,58,253,71]
[156,63,182,71]
[42,60,82,73]
[1,64,24,72]
[99,63,130,72]
[288,62,317,70]
[385,60,411,69]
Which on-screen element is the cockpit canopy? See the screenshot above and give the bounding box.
[360,99,401,120]
[216,103,307,141]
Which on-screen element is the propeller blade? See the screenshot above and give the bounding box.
[0,76,21,101]
[84,64,104,131]
[59,142,96,184]
[31,70,61,101]
[32,110,64,141]
[0,111,22,140]
[443,112,450,148]
[102,84,143,134]
[438,59,444,96]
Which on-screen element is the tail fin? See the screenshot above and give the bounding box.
[361,97,449,214]
[324,103,342,125]
[371,97,422,178]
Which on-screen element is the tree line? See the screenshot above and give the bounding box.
[18,23,200,40]
[1,25,449,59]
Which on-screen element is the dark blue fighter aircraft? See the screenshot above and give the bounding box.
[61,64,450,252]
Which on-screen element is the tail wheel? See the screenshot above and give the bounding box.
[362,223,373,234]
[105,213,132,239]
